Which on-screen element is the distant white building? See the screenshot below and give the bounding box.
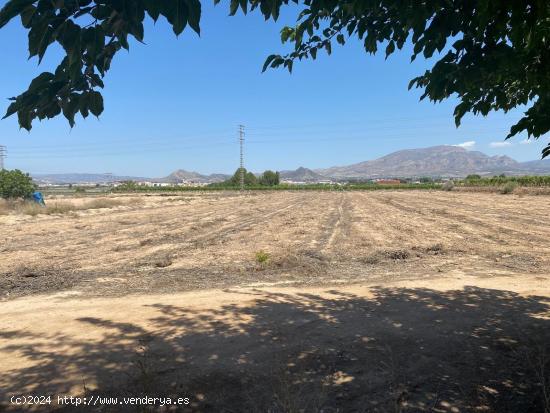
[136,181,171,187]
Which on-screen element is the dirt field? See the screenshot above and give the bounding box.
[1,191,549,412]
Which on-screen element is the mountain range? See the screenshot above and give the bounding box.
[159,169,229,184]
[31,145,550,184]
[314,145,550,179]
[32,173,149,185]
[279,167,329,182]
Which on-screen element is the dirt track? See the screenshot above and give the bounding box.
[1,191,549,412]
[1,190,549,298]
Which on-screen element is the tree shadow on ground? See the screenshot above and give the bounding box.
[1,286,549,412]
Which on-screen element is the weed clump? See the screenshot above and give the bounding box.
[384,249,410,260]
[361,249,410,264]
[255,250,270,265]
[425,243,444,254]
[499,182,518,194]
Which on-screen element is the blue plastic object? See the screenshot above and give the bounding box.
[32,191,46,206]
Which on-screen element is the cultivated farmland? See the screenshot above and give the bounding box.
[1,191,549,412]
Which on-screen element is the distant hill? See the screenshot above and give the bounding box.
[161,169,229,184]
[315,145,550,179]
[32,173,149,184]
[30,146,550,184]
[279,167,330,182]
[518,159,550,173]
[32,169,229,185]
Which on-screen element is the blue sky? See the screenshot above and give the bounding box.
[0,2,547,176]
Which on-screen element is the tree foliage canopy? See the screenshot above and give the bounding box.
[1,0,548,156]
[228,167,257,186]
[259,170,280,186]
[0,169,37,199]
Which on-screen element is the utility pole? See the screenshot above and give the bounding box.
[0,145,6,170]
[238,124,245,191]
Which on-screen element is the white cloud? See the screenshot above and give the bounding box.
[453,141,476,149]
[519,139,532,145]
[489,141,513,148]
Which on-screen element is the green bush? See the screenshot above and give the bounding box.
[0,169,36,199]
[228,168,257,186]
[255,250,270,264]
[259,170,280,186]
[499,182,518,194]
[459,175,550,188]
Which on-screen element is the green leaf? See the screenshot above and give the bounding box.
[20,4,35,28]
[27,72,54,93]
[2,101,19,119]
[229,0,239,16]
[17,109,32,131]
[62,96,80,128]
[309,47,317,59]
[88,91,104,117]
[145,0,160,21]
[262,54,277,72]
[28,18,49,59]
[184,0,201,35]
[0,0,35,29]
[171,0,188,36]
[385,40,395,58]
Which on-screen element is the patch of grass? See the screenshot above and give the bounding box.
[361,249,410,264]
[21,203,47,216]
[384,249,410,260]
[425,243,444,254]
[255,250,270,265]
[0,197,127,216]
[20,201,76,216]
[44,202,76,214]
[273,250,327,272]
[0,199,14,215]
[499,181,518,194]
[85,198,124,209]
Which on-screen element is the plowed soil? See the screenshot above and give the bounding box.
[1,191,549,412]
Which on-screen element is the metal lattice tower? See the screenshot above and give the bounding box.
[0,146,6,170]
[238,124,245,191]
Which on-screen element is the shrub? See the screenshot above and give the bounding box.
[259,170,280,186]
[441,181,454,191]
[0,169,36,199]
[255,250,270,264]
[500,182,518,194]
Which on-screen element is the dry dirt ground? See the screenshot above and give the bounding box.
[1,191,549,412]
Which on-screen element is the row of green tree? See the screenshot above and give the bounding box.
[212,168,280,188]
[460,175,550,187]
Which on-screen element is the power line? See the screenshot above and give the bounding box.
[239,124,245,191]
